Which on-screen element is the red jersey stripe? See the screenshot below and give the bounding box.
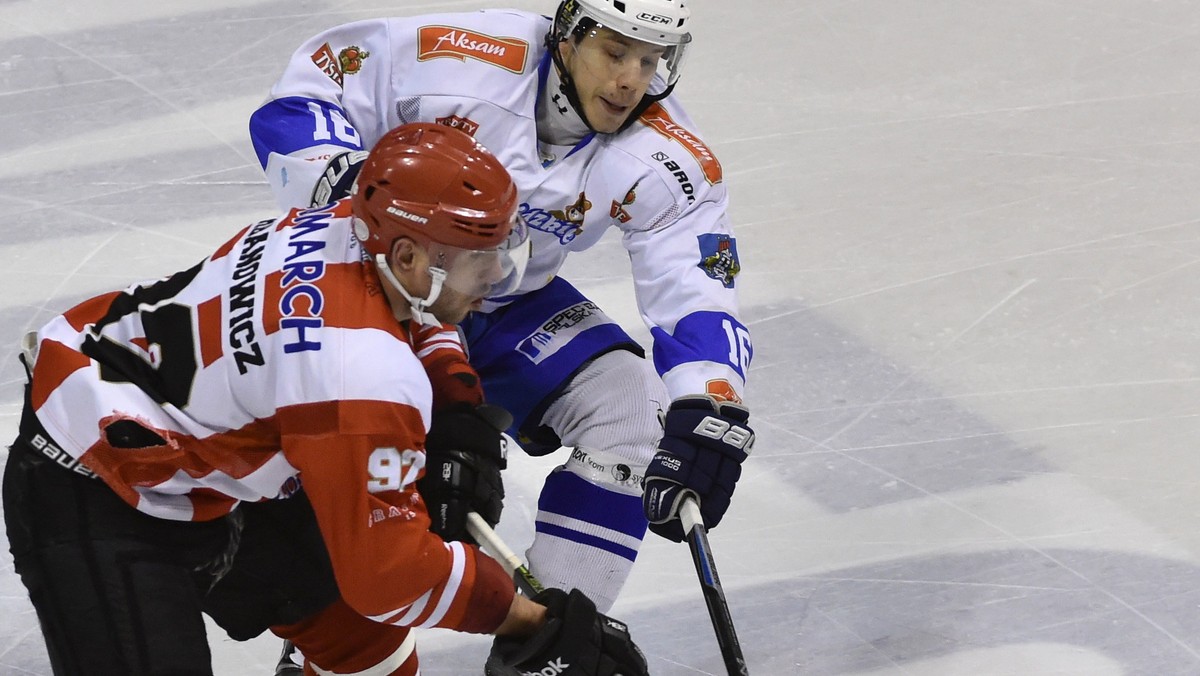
[196,295,223,368]
[62,291,121,332]
[30,339,92,410]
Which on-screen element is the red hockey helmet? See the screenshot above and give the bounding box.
[352,122,521,256]
[351,123,529,323]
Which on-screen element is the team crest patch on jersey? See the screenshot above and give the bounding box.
[610,181,640,223]
[338,46,370,75]
[311,43,343,86]
[550,192,592,234]
[436,115,479,136]
[537,192,592,238]
[697,233,741,288]
[417,26,529,74]
[640,103,722,185]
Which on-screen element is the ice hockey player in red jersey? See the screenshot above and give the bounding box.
[2,122,648,676]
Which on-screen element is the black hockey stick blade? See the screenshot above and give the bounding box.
[680,499,749,675]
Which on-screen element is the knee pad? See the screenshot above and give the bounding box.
[539,350,668,468]
[203,493,339,641]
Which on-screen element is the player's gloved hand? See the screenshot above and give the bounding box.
[643,395,754,542]
[309,150,368,207]
[486,588,648,676]
[418,404,511,543]
[409,321,485,412]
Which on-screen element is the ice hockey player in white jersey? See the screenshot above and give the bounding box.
[250,0,755,615]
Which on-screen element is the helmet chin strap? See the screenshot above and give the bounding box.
[373,253,446,326]
[539,60,594,145]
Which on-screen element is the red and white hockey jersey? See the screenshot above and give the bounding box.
[26,200,513,634]
[250,10,752,404]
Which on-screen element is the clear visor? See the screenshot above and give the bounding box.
[426,215,530,300]
[565,21,690,95]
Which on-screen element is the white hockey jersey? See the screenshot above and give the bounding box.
[250,10,752,402]
[26,201,514,633]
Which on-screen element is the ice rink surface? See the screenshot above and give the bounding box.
[2,0,1199,673]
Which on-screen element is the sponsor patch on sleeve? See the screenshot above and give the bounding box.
[311,43,344,86]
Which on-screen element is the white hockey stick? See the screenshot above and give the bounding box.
[466,512,544,596]
[680,497,749,675]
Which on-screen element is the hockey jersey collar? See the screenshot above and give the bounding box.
[535,50,595,164]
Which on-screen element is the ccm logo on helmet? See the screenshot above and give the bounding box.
[637,12,671,25]
[386,206,429,224]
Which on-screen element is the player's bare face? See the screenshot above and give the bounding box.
[427,285,481,324]
[562,28,666,132]
[427,250,506,323]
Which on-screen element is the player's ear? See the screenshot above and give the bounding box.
[390,237,419,272]
[388,237,434,298]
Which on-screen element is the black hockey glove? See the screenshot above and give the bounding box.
[643,395,754,542]
[417,404,512,544]
[308,150,368,207]
[485,588,648,676]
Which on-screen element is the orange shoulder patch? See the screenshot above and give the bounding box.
[417,26,529,74]
[639,102,723,185]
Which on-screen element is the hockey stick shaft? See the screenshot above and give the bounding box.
[466,511,544,596]
[680,498,749,676]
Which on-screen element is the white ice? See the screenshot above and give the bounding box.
[2,0,1199,674]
